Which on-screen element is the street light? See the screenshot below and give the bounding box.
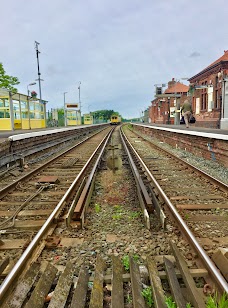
[27,82,36,96]
[78,81,81,109]
[64,92,67,126]
[78,81,81,124]
[27,82,36,130]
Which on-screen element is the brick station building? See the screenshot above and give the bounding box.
[149,79,189,125]
[189,50,228,129]
[149,50,228,128]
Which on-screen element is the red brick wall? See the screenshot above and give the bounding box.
[133,124,228,167]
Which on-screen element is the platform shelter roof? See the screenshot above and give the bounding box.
[0,88,47,103]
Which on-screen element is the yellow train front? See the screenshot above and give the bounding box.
[110,115,121,125]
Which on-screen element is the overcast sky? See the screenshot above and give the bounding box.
[1,0,227,118]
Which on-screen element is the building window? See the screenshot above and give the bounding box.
[200,81,208,110]
[215,90,219,109]
[214,75,222,109]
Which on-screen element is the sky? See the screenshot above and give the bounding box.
[1,0,228,119]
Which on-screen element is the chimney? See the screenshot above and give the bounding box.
[168,78,176,88]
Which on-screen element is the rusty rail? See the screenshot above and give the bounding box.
[0,128,113,301]
[121,126,228,295]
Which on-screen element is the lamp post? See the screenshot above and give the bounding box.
[173,78,189,125]
[167,97,170,124]
[220,77,228,129]
[34,41,42,102]
[64,92,67,126]
[78,81,81,125]
[27,82,36,96]
[27,82,36,130]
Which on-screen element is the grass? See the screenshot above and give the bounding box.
[113,204,122,212]
[126,294,132,303]
[141,287,153,307]
[122,255,130,271]
[94,203,101,213]
[128,211,141,219]
[206,292,228,308]
[164,293,228,308]
[184,213,190,220]
[112,205,123,219]
[112,213,122,220]
[122,254,140,271]
[165,296,177,308]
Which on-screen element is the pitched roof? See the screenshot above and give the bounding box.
[164,82,189,94]
[189,50,228,81]
[205,50,228,70]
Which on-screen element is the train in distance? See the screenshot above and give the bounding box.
[110,115,121,125]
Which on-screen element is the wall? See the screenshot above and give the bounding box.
[133,124,228,167]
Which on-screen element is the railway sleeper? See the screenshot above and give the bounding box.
[1,246,214,308]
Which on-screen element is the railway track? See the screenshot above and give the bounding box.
[0,126,107,191]
[0,126,113,301]
[121,125,228,294]
[0,124,227,307]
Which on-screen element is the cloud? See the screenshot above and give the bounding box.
[1,0,227,118]
[189,52,201,58]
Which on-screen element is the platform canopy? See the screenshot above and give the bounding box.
[0,88,47,103]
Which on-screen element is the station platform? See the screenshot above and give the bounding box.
[0,125,88,143]
[140,123,228,135]
[1,123,227,144]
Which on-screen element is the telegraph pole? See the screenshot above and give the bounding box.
[64,92,67,126]
[35,41,42,101]
[78,81,81,124]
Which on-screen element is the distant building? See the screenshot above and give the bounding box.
[149,79,189,124]
[188,50,228,129]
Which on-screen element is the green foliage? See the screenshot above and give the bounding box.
[126,294,132,303]
[94,203,101,213]
[112,213,122,220]
[165,296,177,308]
[122,254,140,271]
[128,211,141,219]
[91,109,121,122]
[113,205,122,212]
[0,63,20,93]
[184,213,190,220]
[141,287,154,307]
[132,254,140,263]
[122,255,130,271]
[206,292,228,308]
[112,205,123,219]
[186,303,193,308]
[211,208,221,215]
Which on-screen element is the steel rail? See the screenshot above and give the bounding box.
[121,127,228,294]
[0,128,108,198]
[119,129,150,229]
[0,128,113,301]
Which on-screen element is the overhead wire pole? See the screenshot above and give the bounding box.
[34,41,42,102]
[78,81,81,124]
[64,92,67,126]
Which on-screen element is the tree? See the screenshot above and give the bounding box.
[91,109,121,122]
[0,63,20,93]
